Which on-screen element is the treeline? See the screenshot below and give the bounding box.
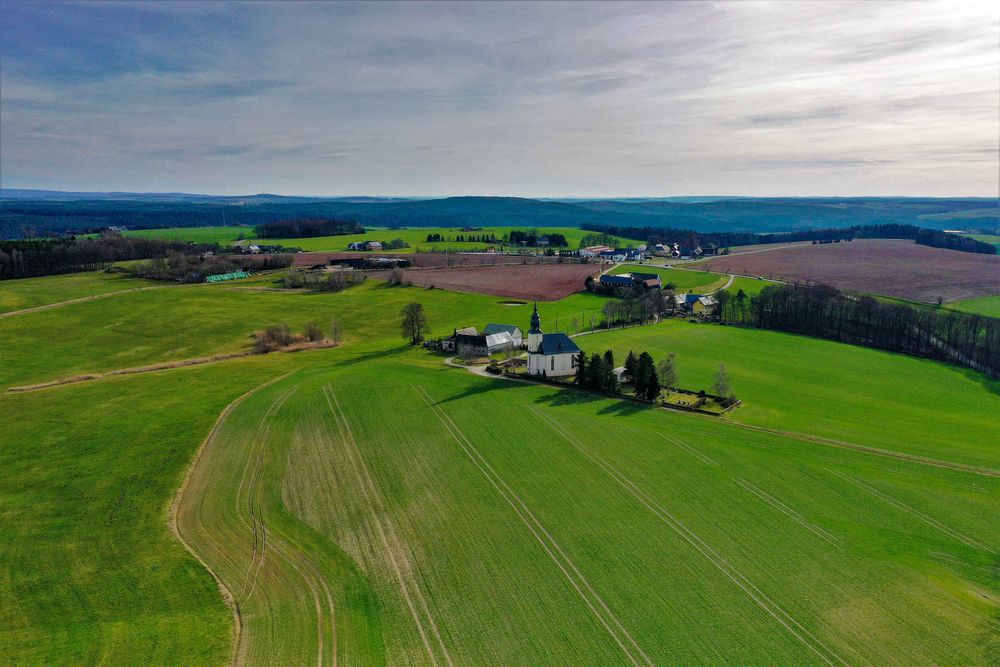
[581,222,996,255]
[507,230,568,247]
[124,252,292,283]
[280,271,366,292]
[718,284,1000,376]
[0,236,219,280]
[255,218,364,239]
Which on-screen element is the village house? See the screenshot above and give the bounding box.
[527,304,581,377]
[579,245,614,258]
[347,240,383,251]
[670,293,718,315]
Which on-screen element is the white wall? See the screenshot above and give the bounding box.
[528,352,576,377]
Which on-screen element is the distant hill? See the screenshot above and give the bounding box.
[1,190,995,239]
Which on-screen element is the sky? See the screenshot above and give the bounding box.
[1,0,998,197]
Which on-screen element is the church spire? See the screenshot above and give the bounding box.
[529,301,541,334]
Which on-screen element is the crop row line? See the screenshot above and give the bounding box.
[530,406,848,667]
[415,385,653,667]
[324,384,453,667]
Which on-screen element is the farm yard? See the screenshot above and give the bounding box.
[702,239,1000,303]
[1,240,997,666]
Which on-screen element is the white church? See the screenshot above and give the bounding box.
[526,303,581,377]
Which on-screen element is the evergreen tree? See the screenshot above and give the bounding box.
[587,353,605,390]
[604,349,615,371]
[623,350,637,382]
[574,351,587,385]
[644,364,661,401]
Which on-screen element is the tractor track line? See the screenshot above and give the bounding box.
[169,372,292,667]
[831,471,989,552]
[234,384,339,666]
[531,407,848,667]
[324,385,449,667]
[238,387,298,600]
[734,478,842,547]
[417,386,652,667]
[657,432,720,466]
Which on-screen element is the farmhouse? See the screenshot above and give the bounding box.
[442,326,477,352]
[671,293,718,314]
[483,323,523,346]
[527,304,581,377]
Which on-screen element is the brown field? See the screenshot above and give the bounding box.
[292,251,562,269]
[370,263,601,300]
[703,239,1000,302]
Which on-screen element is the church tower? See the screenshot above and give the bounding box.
[527,302,543,353]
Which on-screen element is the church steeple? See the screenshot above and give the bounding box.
[529,302,542,334]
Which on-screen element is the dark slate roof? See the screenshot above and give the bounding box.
[538,333,581,355]
[684,294,703,304]
[483,323,519,335]
[630,272,659,281]
[599,274,633,285]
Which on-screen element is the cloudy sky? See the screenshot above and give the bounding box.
[1,1,997,197]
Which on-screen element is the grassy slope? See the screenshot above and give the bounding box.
[0,271,157,314]
[0,280,607,389]
[577,320,999,469]
[184,354,998,664]
[0,354,304,664]
[122,226,643,253]
[1,270,997,665]
[950,295,1000,317]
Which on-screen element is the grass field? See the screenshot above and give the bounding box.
[0,271,157,314]
[179,354,998,665]
[119,225,643,253]
[950,295,1000,318]
[1,266,997,665]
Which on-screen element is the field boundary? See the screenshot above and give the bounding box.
[0,284,182,318]
[167,372,293,667]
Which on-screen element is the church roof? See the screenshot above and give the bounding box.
[536,333,580,356]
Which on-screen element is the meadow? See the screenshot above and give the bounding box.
[0,271,157,314]
[1,260,997,665]
[119,225,644,253]
[951,295,1000,318]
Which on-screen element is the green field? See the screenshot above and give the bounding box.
[1,261,997,665]
[950,295,1000,318]
[120,225,643,253]
[0,271,158,314]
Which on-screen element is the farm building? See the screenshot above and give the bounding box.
[579,245,614,258]
[483,323,523,346]
[455,331,517,357]
[442,326,477,352]
[347,241,383,251]
[526,304,581,377]
[671,293,718,315]
[599,273,661,289]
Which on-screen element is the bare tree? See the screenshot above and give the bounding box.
[304,320,323,342]
[657,353,678,392]
[712,363,732,398]
[400,302,429,345]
